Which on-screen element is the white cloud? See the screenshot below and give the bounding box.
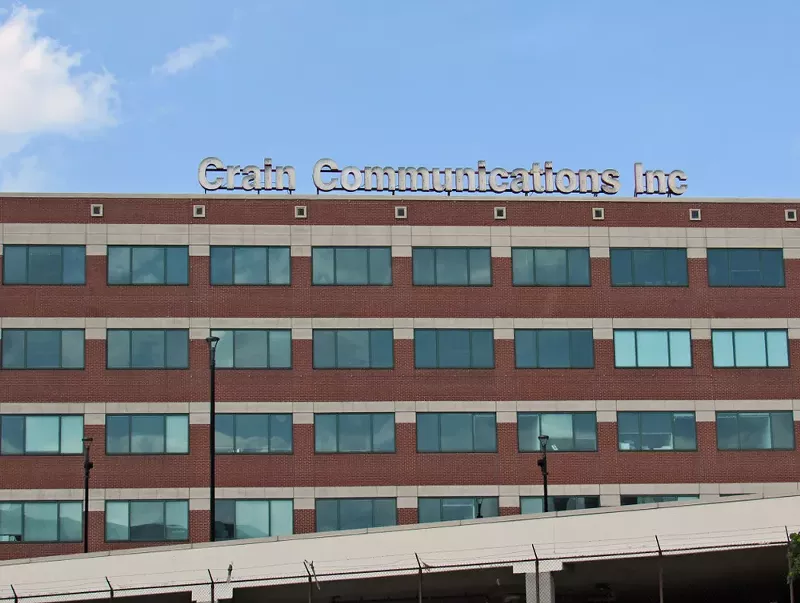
[152,35,229,76]
[0,5,118,168]
[0,155,46,192]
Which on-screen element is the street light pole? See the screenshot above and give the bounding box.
[206,336,220,542]
[537,434,549,513]
[82,437,93,554]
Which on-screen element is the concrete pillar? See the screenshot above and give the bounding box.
[525,570,555,603]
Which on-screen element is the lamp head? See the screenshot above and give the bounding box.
[206,336,220,348]
[538,434,549,450]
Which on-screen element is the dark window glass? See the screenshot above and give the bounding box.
[613,330,692,368]
[211,330,292,369]
[105,415,188,454]
[312,247,391,285]
[312,330,393,368]
[105,500,188,542]
[1,329,84,369]
[716,411,795,450]
[107,246,189,285]
[314,414,395,453]
[214,499,293,540]
[315,498,397,532]
[0,502,81,542]
[514,329,594,368]
[711,330,789,368]
[521,496,600,514]
[511,248,590,286]
[621,495,699,506]
[518,413,597,452]
[418,497,498,523]
[214,414,292,454]
[610,248,688,286]
[209,246,290,285]
[3,245,86,285]
[106,329,189,369]
[414,329,494,368]
[416,413,497,452]
[412,248,491,285]
[617,412,697,451]
[707,249,785,287]
[0,415,83,455]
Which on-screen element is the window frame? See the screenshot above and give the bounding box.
[214,413,294,455]
[2,245,87,286]
[312,329,395,369]
[415,412,497,453]
[209,246,291,286]
[311,246,392,286]
[710,329,790,368]
[0,415,84,456]
[314,413,396,454]
[106,245,189,286]
[513,329,595,369]
[0,501,82,543]
[104,500,189,543]
[616,411,698,452]
[413,329,495,369]
[510,247,591,287]
[314,498,398,532]
[105,414,190,456]
[106,329,190,370]
[609,247,689,287]
[715,411,796,451]
[412,247,493,286]
[517,412,598,452]
[613,329,693,368]
[214,499,294,540]
[417,497,499,523]
[1,329,85,370]
[707,248,786,288]
[210,329,293,370]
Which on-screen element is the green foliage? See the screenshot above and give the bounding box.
[788,533,800,584]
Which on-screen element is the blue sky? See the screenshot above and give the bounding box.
[0,0,798,196]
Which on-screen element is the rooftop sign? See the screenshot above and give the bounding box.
[198,158,687,197]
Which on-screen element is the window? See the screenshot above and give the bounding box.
[620,495,699,506]
[107,246,189,285]
[211,330,292,369]
[414,329,494,368]
[711,330,789,368]
[215,414,293,454]
[315,414,394,453]
[105,500,189,542]
[614,330,692,368]
[413,248,491,285]
[518,413,597,452]
[0,415,83,455]
[610,248,688,286]
[716,411,795,450]
[0,502,81,542]
[312,247,391,285]
[521,497,600,514]
[107,329,189,369]
[3,245,86,285]
[511,248,590,286]
[210,246,290,285]
[106,415,189,454]
[315,498,397,532]
[617,412,697,451]
[215,500,293,540]
[707,249,784,287]
[313,330,393,369]
[418,497,498,523]
[416,413,497,452]
[1,329,85,369]
[514,330,594,368]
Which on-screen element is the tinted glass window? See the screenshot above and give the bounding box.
[521,496,600,514]
[621,495,699,505]
[614,330,692,368]
[105,500,188,542]
[214,414,292,453]
[312,330,393,368]
[514,329,594,368]
[211,329,292,369]
[107,329,189,369]
[209,246,290,285]
[413,248,491,285]
[518,412,597,452]
[617,412,697,451]
[105,415,188,454]
[512,248,590,286]
[610,248,688,286]
[418,497,499,523]
[0,502,81,542]
[416,413,497,452]
[716,411,795,450]
[711,330,789,367]
[214,499,293,540]
[312,247,391,285]
[414,329,494,368]
[1,329,85,369]
[108,246,188,285]
[707,249,784,287]
[3,246,86,285]
[314,413,395,453]
[315,498,397,532]
[0,415,83,455]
